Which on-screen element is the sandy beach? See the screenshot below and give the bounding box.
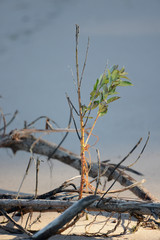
[0,210,160,240]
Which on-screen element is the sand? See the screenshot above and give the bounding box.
[0,206,160,240]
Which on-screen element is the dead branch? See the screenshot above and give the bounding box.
[0,209,32,236]
[31,195,99,240]
[0,132,157,201]
[0,198,160,217]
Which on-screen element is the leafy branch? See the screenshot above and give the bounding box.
[74,25,133,199]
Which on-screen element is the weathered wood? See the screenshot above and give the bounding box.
[0,198,160,217]
[0,131,158,201]
[31,195,99,240]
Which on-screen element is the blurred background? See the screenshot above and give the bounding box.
[0,0,160,198]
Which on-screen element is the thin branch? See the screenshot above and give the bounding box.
[85,113,99,146]
[0,109,6,135]
[94,149,101,195]
[68,65,77,91]
[0,209,32,236]
[107,137,142,181]
[0,110,18,132]
[26,116,60,129]
[48,105,73,159]
[127,132,150,169]
[35,158,40,199]
[66,94,81,141]
[66,95,79,116]
[80,37,90,87]
[76,24,80,90]
[16,157,33,199]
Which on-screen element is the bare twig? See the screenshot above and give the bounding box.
[127,132,150,170]
[66,94,81,141]
[0,110,18,133]
[80,37,90,87]
[16,157,33,199]
[0,109,6,135]
[48,105,72,160]
[35,158,40,199]
[0,209,32,236]
[26,116,60,129]
[94,149,101,195]
[108,137,142,181]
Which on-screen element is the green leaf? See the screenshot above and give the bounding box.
[91,100,99,110]
[98,102,108,116]
[102,75,109,85]
[108,69,113,90]
[98,74,104,88]
[102,84,108,100]
[99,92,104,103]
[93,79,99,90]
[108,90,119,95]
[120,75,130,80]
[107,96,120,103]
[110,65,118,73]
[118,80,133,87]
[81,105,88,115]
[120,66,125,73]
[90,90,100,100]
[112,69,119,81]
[120,71,128,76]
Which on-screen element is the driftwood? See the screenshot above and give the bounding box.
[31,195,99,240]
[0,130,157,201]
[0,197,160,218]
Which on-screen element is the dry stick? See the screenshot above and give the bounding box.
[0,209,32,236]
[0,225,23,234]
[25,212,33,231]
[106,213,122,236]
[16,157,33,199]
[66,94,81,140]
[35,158,40,199]
[98,133,151,204]
[48,105,72,160]
[66,94,79,116]
[0,110,18,133]
[94,149,101,195]
[0,133,157,201]
[0,109,6,135]
[127,131,150,170]
[31,195,99,240]
[0,198,160,216]
[36,182,78,200]
[80,36,90,87]
[26,116,60,129]
[107,137,142,181]
[75,24,86,199]
[57,212,84,234]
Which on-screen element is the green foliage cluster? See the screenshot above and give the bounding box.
[83,65,133,117]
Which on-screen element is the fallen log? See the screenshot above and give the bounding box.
[0,198,160,217]
[0,131,157,201]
